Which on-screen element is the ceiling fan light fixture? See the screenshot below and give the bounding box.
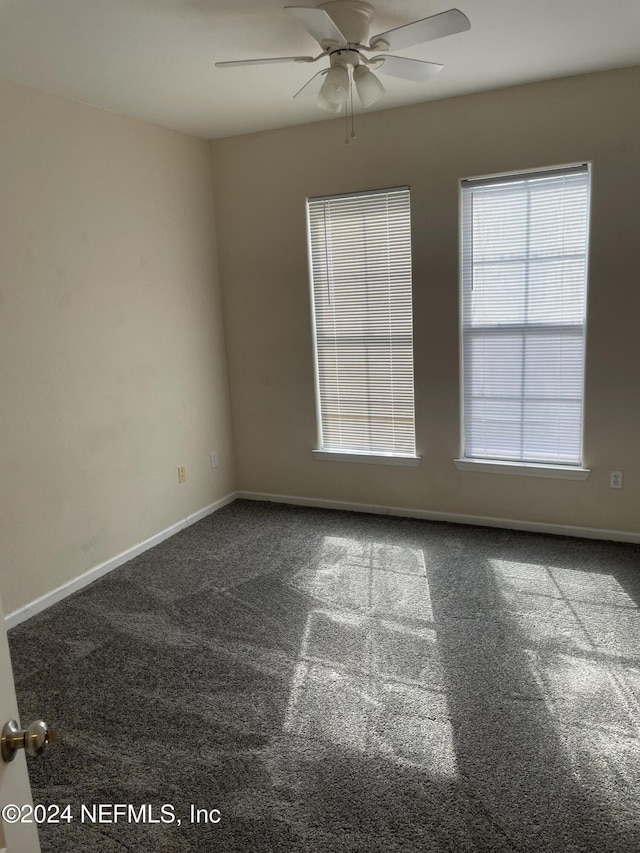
[353,64,385,108]
[317,90,344,113]
[320,63,350,104]
[216,3,472,139]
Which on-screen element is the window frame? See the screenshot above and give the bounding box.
[306,186,420,466]
[456,163,592,480]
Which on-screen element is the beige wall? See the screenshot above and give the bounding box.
[212,65,640,535]
[0,80,236,615]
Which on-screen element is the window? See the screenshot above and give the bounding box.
[459,164,591,471]
[307,187,417,464]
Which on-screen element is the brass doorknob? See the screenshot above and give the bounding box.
[1,719,62,763]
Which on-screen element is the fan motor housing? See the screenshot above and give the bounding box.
[319,0,374,45]
[328,47,360,67]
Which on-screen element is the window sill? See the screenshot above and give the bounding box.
[453,458,590,480]
[313,450,421,467]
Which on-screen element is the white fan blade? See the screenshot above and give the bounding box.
[293,69,329,99]
[374,55,444,83]
[285,6,347,46]
[369,8,470,52]
[215,56,314,68]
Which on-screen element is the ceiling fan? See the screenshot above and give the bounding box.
[215,1,470,117]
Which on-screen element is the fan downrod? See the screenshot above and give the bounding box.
[318,0,374,45]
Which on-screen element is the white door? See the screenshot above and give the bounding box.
[0,593,40,853]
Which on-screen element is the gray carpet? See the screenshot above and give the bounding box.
[8,499,640,852]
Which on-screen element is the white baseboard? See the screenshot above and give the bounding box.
[5,492,237,630]
[8,488,637,630]
[236,490,640,545]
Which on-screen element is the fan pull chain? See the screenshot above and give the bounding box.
[350,71,356,141]
[344,68,356,145]
[344,94,349,145]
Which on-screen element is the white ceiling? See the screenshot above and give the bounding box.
[1,0,639,140]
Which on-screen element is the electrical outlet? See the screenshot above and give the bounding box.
[177,465,186,484]
[210,451,218,469]
[610,470,623,489]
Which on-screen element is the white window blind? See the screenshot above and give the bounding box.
[461,165,590,466]
[307,187,416,457]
